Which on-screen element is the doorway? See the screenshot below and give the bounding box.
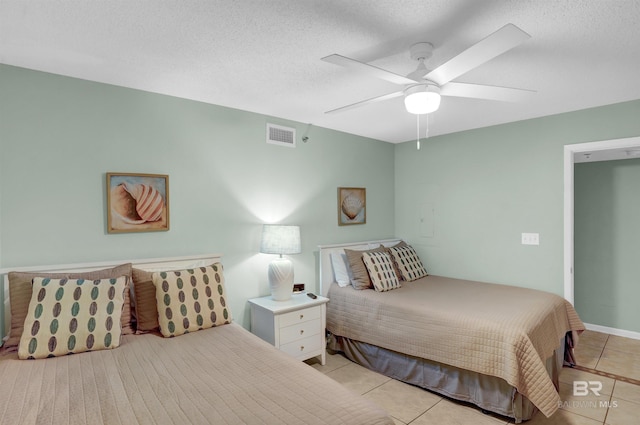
[563,136,640,337]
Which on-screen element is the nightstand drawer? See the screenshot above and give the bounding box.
[280,335,322,359]
[279,318,321,344]
[248,293,328,365]
[279,305,320,327]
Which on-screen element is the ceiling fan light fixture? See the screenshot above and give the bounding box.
[404,84,441,114]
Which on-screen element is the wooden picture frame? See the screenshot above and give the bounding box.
[338,187,366,226]
[106,173,170,233]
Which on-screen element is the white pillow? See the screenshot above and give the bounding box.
[330,252,352,287]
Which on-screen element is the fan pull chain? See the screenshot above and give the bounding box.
[426,113,430,140]
[417,114,431,151]
[416,114,421,150]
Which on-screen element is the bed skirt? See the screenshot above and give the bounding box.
[328,334,565,423]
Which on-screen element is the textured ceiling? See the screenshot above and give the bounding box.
[2,0,640,143]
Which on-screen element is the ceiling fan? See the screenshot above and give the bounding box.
[322,24,535,115]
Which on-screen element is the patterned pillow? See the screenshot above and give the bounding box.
[384,241,407,280]
[362,252,401,292]
[388,245,428,281]
[344,246,387,289]
[5,263,133,353]
[18,276,128,360]
[152,263,231,337]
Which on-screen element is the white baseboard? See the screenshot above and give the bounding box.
[584,323,640,341]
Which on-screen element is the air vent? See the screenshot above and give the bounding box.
[266,123,296,148]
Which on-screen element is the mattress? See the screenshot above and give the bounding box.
[326,275,585,418]
[0,323,394,425]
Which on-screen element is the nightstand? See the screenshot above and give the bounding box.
[249,293,329,365]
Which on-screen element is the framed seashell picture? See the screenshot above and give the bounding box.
[106,173,170,233]
[338,187,366,226]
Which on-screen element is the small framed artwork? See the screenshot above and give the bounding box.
[107,173,170,233]
[338,187,366,226]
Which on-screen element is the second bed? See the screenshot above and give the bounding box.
[319,239,584,423]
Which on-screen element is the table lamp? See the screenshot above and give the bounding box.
[260,224,301,301]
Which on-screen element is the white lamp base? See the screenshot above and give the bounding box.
[268,257,294,301]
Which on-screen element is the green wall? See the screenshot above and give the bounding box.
[394,100,640,302]
[574,158,640,333]
[3,63,640,336]
[0,64,396,333]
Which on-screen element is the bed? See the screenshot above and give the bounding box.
[0,254,394,425]
[319,239,585,423]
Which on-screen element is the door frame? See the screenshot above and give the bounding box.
[563,136,640,304]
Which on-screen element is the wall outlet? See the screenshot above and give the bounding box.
[521,233,540,245]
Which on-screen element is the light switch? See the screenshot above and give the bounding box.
[521,233,539,245]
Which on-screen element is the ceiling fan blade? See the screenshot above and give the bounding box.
[440,82,535,102]
[322,54,417,85]
[424,24,530,86]
[325,90,404,114]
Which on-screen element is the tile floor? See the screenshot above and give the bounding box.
[306,330,640,424]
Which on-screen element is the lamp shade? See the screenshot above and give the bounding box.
[260,225,301,255]
[404,84,441,115]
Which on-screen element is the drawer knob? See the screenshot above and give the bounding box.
[300,329,304,335]
[299,314,304,319]
[300,345,305,351]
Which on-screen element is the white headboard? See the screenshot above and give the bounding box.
[0,253,222,340]
[318,239,402,298]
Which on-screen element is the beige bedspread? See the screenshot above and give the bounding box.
[327,276,585,418]
[0,323,393,425]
